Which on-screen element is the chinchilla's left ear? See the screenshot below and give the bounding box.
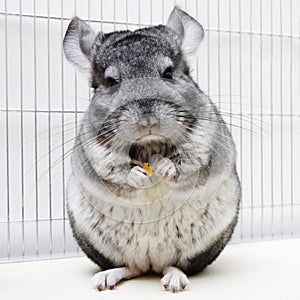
[63,17,97,72]
[167,7,204,55]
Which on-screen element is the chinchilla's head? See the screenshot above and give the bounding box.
[63,7,218,166]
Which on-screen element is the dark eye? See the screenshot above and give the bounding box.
[162,66,173,80]
[104,66,120,87]
[105,76,119,87]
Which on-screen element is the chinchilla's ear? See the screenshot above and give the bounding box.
[63,17,97,72]
[167,7,204,56]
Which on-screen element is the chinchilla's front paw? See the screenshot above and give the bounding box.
[154,158,176,179]
[161,266,190,293]
[127,166,151,188]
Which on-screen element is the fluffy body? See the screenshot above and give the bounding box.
[64,7,241,292]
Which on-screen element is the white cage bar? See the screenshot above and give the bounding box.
[0,0,299,261]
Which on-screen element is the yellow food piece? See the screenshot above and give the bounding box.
[142,162,153,177]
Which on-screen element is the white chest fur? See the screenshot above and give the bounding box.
[67,170,239,273]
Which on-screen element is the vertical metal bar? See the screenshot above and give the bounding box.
[228,0,232,133]
[195,0,199,83]
[61,0,66,254]
[125,0,128,30]
[88,0,91,104]
[249,0,254,239]
[19,0,25,257]
[74,0,78,138]
[289,0,294,236]
[162,0,164,24]
[238,0,243,241]
[270,0,274,238]
[206,0,210,97]
[279,0,283,237]
[259,0,264,239]
[88,0,91,24]
[101,0,103,31]
[150,0,153,26]
[217,0,221,109]
[4,0,11,259]
[34,0,39,257]
[138,0,141,28]
[113,0,116,30]
[74,0,79,255]
[46,0,52,256]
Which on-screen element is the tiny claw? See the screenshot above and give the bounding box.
[163,284,169,290]
[97,284,104,291]
[108,284,115,290]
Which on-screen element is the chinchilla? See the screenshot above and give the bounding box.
[63,7,240,292]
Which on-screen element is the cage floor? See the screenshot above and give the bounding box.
[1,239,299,300]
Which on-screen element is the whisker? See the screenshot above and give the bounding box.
[208,94,271,108]
[24,127,99,176]
[23,119,90,145]
[199,109,271,128]
[97,132,116,147]
[24,136,77,176]
[176,114,260,135]
[180,123,233,142]
[33,134,100,184]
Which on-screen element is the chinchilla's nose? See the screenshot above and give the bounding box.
[138,115,160,130]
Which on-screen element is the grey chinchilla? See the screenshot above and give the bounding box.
[63,7,240,292]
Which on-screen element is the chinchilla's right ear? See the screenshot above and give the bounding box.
[167,7,204,56]
[63,17,97,73]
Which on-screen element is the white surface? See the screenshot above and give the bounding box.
[1,239,300,300]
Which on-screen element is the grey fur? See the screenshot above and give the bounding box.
[64,7,240,291]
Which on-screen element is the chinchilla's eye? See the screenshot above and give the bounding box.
[162,66,173,80]
[105,76,119,87]
[104,66,120,87]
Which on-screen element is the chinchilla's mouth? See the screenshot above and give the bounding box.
[129,139,179,166]
[135,133,166,143]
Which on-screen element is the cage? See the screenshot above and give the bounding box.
[0,0,299,268]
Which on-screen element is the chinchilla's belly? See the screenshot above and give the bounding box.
[67,172,239,273]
